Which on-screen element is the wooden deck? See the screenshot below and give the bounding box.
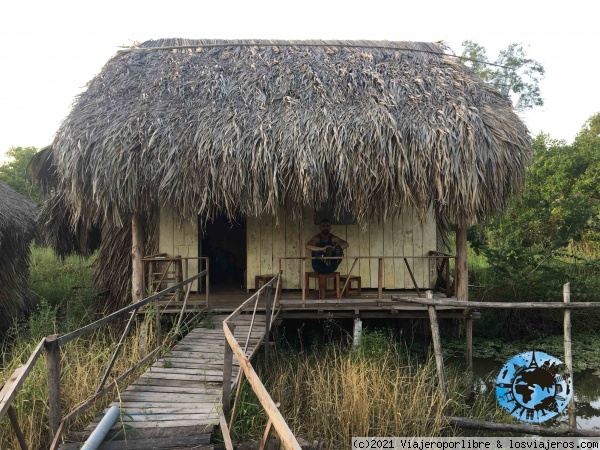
[147,288,467,319]
[60,315,266,449]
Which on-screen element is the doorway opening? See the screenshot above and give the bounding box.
[200,215,246,292]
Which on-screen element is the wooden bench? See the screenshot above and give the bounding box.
[304,272,340,299]
[340,275,361,298]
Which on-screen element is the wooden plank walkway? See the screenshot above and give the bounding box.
[61,314,266,449]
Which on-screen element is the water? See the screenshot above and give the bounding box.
[449,356,600,430]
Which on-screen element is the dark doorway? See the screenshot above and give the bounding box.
[200,215,246,292]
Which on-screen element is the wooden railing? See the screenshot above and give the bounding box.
[220,273,301,450]
[142,255,210,308]
[0,271,207,450]
[278,252,456,301]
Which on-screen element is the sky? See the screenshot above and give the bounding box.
[0,0,598,162]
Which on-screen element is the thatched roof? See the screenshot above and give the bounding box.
[35,39,530,228]
[0,181,37,332]
[32,39,531,310]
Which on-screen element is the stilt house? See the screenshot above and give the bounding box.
[31,39,531,310]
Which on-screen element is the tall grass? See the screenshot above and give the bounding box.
[233,330,475,449]
[0,247,158,450]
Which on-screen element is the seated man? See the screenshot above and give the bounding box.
[305,219,350,274]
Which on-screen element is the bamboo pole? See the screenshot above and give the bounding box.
[45,334,62,438]
[426,291,446,403]
[222,323,235,421]
[564,283,577,429]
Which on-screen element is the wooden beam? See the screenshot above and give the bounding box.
[132,212,145,303]
[426,291,446,402]
[446,416,600,437]
[0,338,45,420]
[394,297,600,309]
[455,221,468,301]
[222,323,235,420]
[223,323,301,450]
[219,413,234,450]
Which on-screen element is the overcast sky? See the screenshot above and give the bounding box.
[0,0,598,161]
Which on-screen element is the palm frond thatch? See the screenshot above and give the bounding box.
[0,181,37,332]
[39,39,531,226]
[32,39,531,310]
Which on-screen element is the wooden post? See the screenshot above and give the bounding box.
[564,283,577,429]
[426,291,447,403]
[131,212,145,303]
[353,318,362,349]
[7,406,28,450]
[456,220,472,375]
[45,334,62,438]
[455,221,468,301]
[222,323,235,421]
[378,257,383,299]
[264,286,273,372]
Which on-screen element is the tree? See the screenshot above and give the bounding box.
[469,113,600,305]
[461,40,545,112]
[0,146,42,203]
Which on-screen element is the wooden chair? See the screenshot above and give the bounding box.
[340,275,361,298]
[304,272,340,299]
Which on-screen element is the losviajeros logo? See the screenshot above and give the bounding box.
[495,351,573,423]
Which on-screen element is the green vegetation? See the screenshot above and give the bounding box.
[466,112,600,338]
[0,248,156,450]
[230,330,508,449]
[461,40,545,111]
[0,146,42,203]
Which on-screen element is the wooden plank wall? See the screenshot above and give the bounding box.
[158,205,199,291]
[246,207,437,291]
[158,205,437,293]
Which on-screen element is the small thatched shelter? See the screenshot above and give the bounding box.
[0,181,37,333]
[32,39,531,310]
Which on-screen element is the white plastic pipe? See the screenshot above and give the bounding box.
[81,405,120,450]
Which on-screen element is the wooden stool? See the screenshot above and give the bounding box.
[340,275,362,298]
[255,275,275,292]
[304,272,340,299]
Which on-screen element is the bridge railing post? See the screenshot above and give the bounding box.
[45,334,62,438]
[222,322,235,421]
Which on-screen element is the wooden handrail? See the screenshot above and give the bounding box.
[395,297,600,309]
[0,338,46,420]
[58,270,205,346]
[281,254,453,299]
[223,318,300,450]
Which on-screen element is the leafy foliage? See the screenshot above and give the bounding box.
[461,40,545,111]
[468,113,600,330]
[0,146,42,203]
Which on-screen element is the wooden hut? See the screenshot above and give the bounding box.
[31,39,531,310]
[0,181,37,332]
